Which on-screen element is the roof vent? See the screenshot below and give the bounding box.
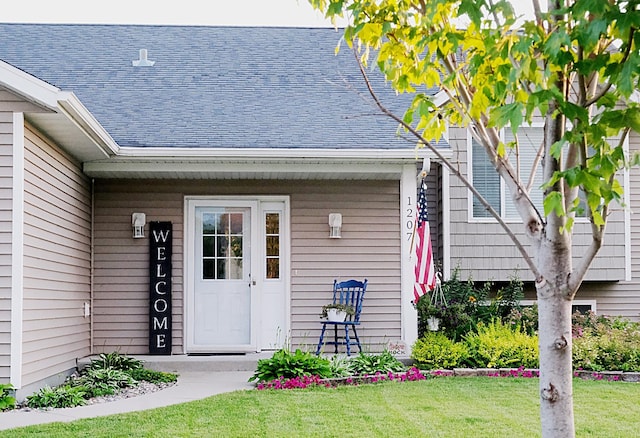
[132,49,155,67]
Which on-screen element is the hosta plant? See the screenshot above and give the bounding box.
[0,383,16,411]
[249,348,332,383]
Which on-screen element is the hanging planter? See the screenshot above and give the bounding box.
[427,316,440,331]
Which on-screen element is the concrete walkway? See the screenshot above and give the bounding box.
[0,371,254,432]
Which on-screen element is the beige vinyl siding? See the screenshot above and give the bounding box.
[0,109,12,382]
[93,179,405,354]
[21,123,91,386]
[448,126,626,282]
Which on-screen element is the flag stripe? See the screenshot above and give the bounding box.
[414,184,436,302]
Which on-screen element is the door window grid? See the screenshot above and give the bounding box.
[202,212,244,280]
[265,212,280,279]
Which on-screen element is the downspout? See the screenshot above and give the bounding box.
[90,178,95,354]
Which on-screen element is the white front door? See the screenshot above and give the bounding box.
[185,197,288,353]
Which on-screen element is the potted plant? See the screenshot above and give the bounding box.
[320,303,355,322]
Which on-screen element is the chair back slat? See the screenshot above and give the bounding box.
[331,279,368,323]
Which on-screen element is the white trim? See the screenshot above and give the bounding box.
[56,93,120,157]
[10,113,25,389]
[0,60,59,110]
[519,299,597,313]
[442,164,451,280]
[400,164,418,348]
[115,146,445,160]
[623,136,632,281]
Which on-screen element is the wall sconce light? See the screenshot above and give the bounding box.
[132,213,146,238]
[328,213,342,239]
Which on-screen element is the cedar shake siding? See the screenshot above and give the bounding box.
[447,126,627,283]
[0,105,12,382]
[93,179,411,353]
[21,123,91,387]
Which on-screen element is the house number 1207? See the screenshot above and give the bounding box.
[406,196,414,241]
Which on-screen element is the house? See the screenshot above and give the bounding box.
[0,24,636,399]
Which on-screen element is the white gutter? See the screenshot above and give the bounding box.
[57,92,120,158]
[112,146,451,161]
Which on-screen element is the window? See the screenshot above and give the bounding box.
[201,212,244,279]
[265,212,280,279]
[471,126,544,220]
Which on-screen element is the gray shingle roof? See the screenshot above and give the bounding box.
[0,24,441,149]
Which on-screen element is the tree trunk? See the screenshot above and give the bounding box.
[537,243,575,437]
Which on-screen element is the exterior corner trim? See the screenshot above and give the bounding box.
[10,112,25,388]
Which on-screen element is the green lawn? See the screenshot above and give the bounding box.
[4,377,640,437]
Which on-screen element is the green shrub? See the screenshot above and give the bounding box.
[573,326,640,372]
[506,304,538,336]
[127,368,178,384]
[411,332,469,369]
[348,351,406,375]
[26,385,87,409]
[464,320,538,369]
[73,367,137,398]
[417,268,525,340]
[0,383,16,411]
[249,349,332,383]
[87,352,143,372]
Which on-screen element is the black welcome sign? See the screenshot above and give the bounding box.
[149,221,172,355]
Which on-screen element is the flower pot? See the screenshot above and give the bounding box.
[427,316,440,331]
[327,308,347,322]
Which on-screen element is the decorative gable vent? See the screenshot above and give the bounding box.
[132,49,155,67]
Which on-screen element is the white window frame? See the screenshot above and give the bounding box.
[466,125,623,224]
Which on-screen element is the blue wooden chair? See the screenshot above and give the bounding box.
[315,279,368,356]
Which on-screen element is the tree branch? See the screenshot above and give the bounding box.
[350,47,542,280]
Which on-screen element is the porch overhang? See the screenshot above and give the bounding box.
[83,147,451,180]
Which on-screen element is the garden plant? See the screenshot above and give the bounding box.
[21,352,177,410]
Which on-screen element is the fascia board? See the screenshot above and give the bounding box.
[114,146,451,161]
[56,92,120,157]
[0,60,59,110]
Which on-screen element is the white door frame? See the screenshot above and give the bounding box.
[184,196,290,353]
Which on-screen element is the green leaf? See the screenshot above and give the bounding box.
[544,191,565,217]
[490,102,523,131]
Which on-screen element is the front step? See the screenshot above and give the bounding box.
[77,352,273,374]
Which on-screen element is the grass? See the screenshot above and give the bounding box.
[4,377,640,437]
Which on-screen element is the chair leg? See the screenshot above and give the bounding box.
[352,327,362,353]
[345,326,351,356]
[333,325,338,354]
[316,323,328,355]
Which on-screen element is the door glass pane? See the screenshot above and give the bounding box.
[203,236,214,257]
[266,258,280,279]
[203,260,215,279]
[265,213,280,279]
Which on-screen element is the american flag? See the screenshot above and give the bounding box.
[414,183,437,302]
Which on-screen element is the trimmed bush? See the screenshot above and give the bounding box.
[464,320,538,369]
[411,332,469,369]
